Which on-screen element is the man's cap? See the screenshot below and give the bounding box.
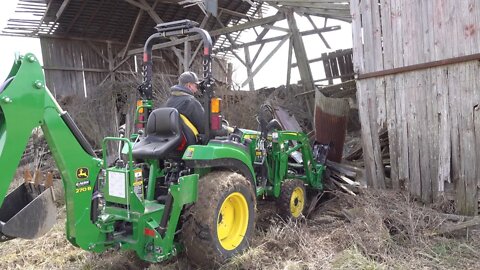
[179,71,200,85]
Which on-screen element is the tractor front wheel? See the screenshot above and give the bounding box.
[182,171,256,267]
[277,179,306,220]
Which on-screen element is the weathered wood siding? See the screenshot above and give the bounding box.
[351,0,480,214]
[40,37,228,98]
[40,38,136,97]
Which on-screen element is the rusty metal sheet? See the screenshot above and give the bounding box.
[314,91,350,162]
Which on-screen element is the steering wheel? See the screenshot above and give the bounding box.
[228,133,242,143]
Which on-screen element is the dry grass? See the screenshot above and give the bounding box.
[2,171,480,270]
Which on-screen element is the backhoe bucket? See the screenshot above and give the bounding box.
[0,184,56,241]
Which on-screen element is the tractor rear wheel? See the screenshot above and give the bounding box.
[182,171,256,267]
[277,179,306,220]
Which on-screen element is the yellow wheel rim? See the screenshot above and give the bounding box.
[290,187,305,218]
[217,192,249,250]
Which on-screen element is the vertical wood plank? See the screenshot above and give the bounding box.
[361,0,374,73]
[436,66,450,195]
[395,73,409,185]
[391,0,404,68]
[357,79,377,187]
[424,0,440,199]
[406,74,421,199]
[380,0,399,188]
[350,0,364,74]
[460,61,477,215]
[474,63,480,214]
[371,0,383,71]
[244,46,255,91]
[449,64,463,212]
[415,1,432,202]
[380,0,393,69]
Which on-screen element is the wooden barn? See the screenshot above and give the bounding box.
[351,0,480,214]
[3,0,352,98]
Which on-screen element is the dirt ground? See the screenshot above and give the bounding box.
[1,182,479,270]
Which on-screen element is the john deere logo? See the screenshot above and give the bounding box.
[76,168,89,179]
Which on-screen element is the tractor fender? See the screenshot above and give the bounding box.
[182,141,256,192]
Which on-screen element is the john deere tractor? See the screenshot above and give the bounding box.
[0,20,327,267]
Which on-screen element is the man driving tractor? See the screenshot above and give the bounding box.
[165,71,206,135]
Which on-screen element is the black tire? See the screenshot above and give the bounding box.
[182,171,256,268]
[277,179,307,220]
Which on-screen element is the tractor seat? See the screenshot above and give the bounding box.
[132,108,183,160]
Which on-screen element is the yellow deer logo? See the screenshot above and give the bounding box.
[76,168,89,179]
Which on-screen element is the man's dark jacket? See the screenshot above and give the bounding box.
[165,85,205,134]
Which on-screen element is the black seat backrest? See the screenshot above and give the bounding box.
[146,108,181,137]
[132,108,183,160]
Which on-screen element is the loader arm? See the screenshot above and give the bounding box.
[0,53,107,251]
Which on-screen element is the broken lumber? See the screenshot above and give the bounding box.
[432,216,480,236]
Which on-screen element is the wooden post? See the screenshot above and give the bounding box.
[107,41,114,83]
[286,36,293,90]
[183,41,191,72]
[244,46,255,91]
[227,62,233,87]
[286,10,315,91]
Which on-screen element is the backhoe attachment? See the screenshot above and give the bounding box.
[0,171,56,241]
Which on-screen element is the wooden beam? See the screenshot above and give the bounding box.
[262,0,348,3]
[255,20,277,42]
[139,0,163,23]
[216,25,340,53]
[189,41,202,68]
[113,55,133,72]
[183,41,191,72]
[230,49,247,67]
[219,7,254,20]
[286,36,293,89]
[33,0,52,34]
[263,25,290,33]
[292,49,351,68]
[172,47,184,73]
[306,14,330,49]
[251,42,265,66]
[120,9,144,59]
[65,0,88,33]
[127,12,286,56]
[265,1,350,10]
[86,40,109,63]
[296,7,351,22]
[56,0,72,20]
[241,34,291,87]
[213,57,228,79]
[124,0,147,11]
[244,46,255,91]
[42,66,132,74]
[107,41,115,83]
[286,10,315,91]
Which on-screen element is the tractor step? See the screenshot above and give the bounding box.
[0,170,56,242]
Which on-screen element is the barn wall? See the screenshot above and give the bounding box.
[40,37,229,99]
[350,0,480,214]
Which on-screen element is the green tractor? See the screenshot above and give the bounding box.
[0,20,327,267]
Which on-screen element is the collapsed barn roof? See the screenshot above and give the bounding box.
[2,0,351,43]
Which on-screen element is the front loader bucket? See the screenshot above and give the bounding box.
[0,184,56,241]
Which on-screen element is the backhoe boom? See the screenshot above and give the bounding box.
[0,53,107,250]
